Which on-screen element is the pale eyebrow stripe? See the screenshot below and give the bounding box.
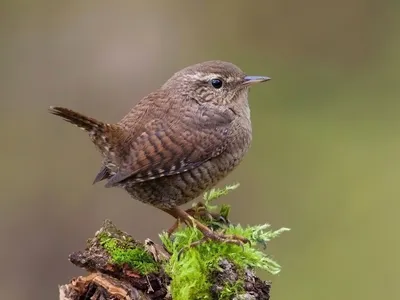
[186,72,237,83]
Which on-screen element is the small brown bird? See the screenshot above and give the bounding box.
[49,60,269,244]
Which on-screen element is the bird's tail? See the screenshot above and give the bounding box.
[49,106,123,156]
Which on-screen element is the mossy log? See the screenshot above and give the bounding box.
[58,220,272,300]
[59,185,288,300]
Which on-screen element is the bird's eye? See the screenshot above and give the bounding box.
[210,78,223,89]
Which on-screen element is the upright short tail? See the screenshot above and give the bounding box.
[49,106,104,133]
[49,106,123,157]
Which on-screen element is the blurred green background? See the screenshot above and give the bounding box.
[1,1,399,299]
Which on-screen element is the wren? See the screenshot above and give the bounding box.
[49,60,270,244]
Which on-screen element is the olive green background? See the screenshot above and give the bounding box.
[1,1,399,299]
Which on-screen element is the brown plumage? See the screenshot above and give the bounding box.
[49,60,270,243]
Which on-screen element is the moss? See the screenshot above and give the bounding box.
[159,184,290,300]
[219,280,245,300]
[98,231,159,275]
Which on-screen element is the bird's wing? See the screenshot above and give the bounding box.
[104,105,235,187]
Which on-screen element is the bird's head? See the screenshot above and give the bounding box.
[162,60,270,107]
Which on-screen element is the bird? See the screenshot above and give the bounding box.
[49,60,270,244]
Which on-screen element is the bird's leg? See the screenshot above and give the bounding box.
[165,202,228,236]
[162,207,249,246]
[166,218,182,236]
[190,202,229,224]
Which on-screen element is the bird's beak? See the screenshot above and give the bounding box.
[243,76,271,86]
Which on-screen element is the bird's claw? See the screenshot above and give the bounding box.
[177,231,250,259]
[166,201,229,236]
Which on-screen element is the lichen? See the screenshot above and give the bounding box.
[159,184,290,300]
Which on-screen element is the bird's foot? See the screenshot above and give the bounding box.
[192,227,250,247]
[177,225,250,259]
[166,202,228,236]
[163,206,249,258]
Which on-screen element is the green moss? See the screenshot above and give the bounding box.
[219,280,244,300]
[98,232,158,275]
[159,184,290,300]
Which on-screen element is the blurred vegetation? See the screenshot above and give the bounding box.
[0,1,399,300]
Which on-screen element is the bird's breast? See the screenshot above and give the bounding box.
[226,114,252,159]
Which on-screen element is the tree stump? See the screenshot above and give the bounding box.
[59,220,273,300]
